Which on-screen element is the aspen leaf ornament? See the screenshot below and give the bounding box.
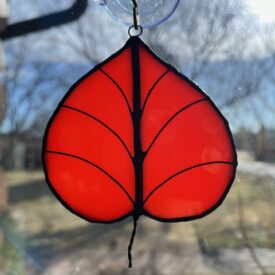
[43,36,237,267]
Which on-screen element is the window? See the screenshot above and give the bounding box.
[1,1,275,274]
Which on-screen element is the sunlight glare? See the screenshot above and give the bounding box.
[246,0,275,23]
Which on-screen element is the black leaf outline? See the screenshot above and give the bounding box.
[42,36,238,224]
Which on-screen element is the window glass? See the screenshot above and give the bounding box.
[1,1,275,274]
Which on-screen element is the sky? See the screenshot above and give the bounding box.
[247,0,275,23]
[1,0,275,134]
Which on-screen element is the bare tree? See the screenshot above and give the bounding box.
[2,38,63,135]
[143,0,275,110]
[3,0,275,133]
[0,33,73,168]
[22,0,275,116]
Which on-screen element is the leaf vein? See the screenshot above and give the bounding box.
[45,150,135,205]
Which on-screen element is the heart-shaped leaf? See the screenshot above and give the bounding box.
[43,37,237,224]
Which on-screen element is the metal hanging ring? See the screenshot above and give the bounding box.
[128,25,143,37]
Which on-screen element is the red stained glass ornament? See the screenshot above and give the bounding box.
[42,35,237,267]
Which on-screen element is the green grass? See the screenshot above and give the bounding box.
[0,214,26,275]
[1,239,25,275]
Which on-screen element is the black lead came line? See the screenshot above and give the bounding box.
[45,150,135,206]
[99,68,133,115]
[127,37,143,268]
[62,105,134,162]
[141,69,170,113]
[143,161,236,205]
[144,98,208,156]
[131,38,143,217]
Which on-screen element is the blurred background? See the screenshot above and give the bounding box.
[0,0,275,274]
